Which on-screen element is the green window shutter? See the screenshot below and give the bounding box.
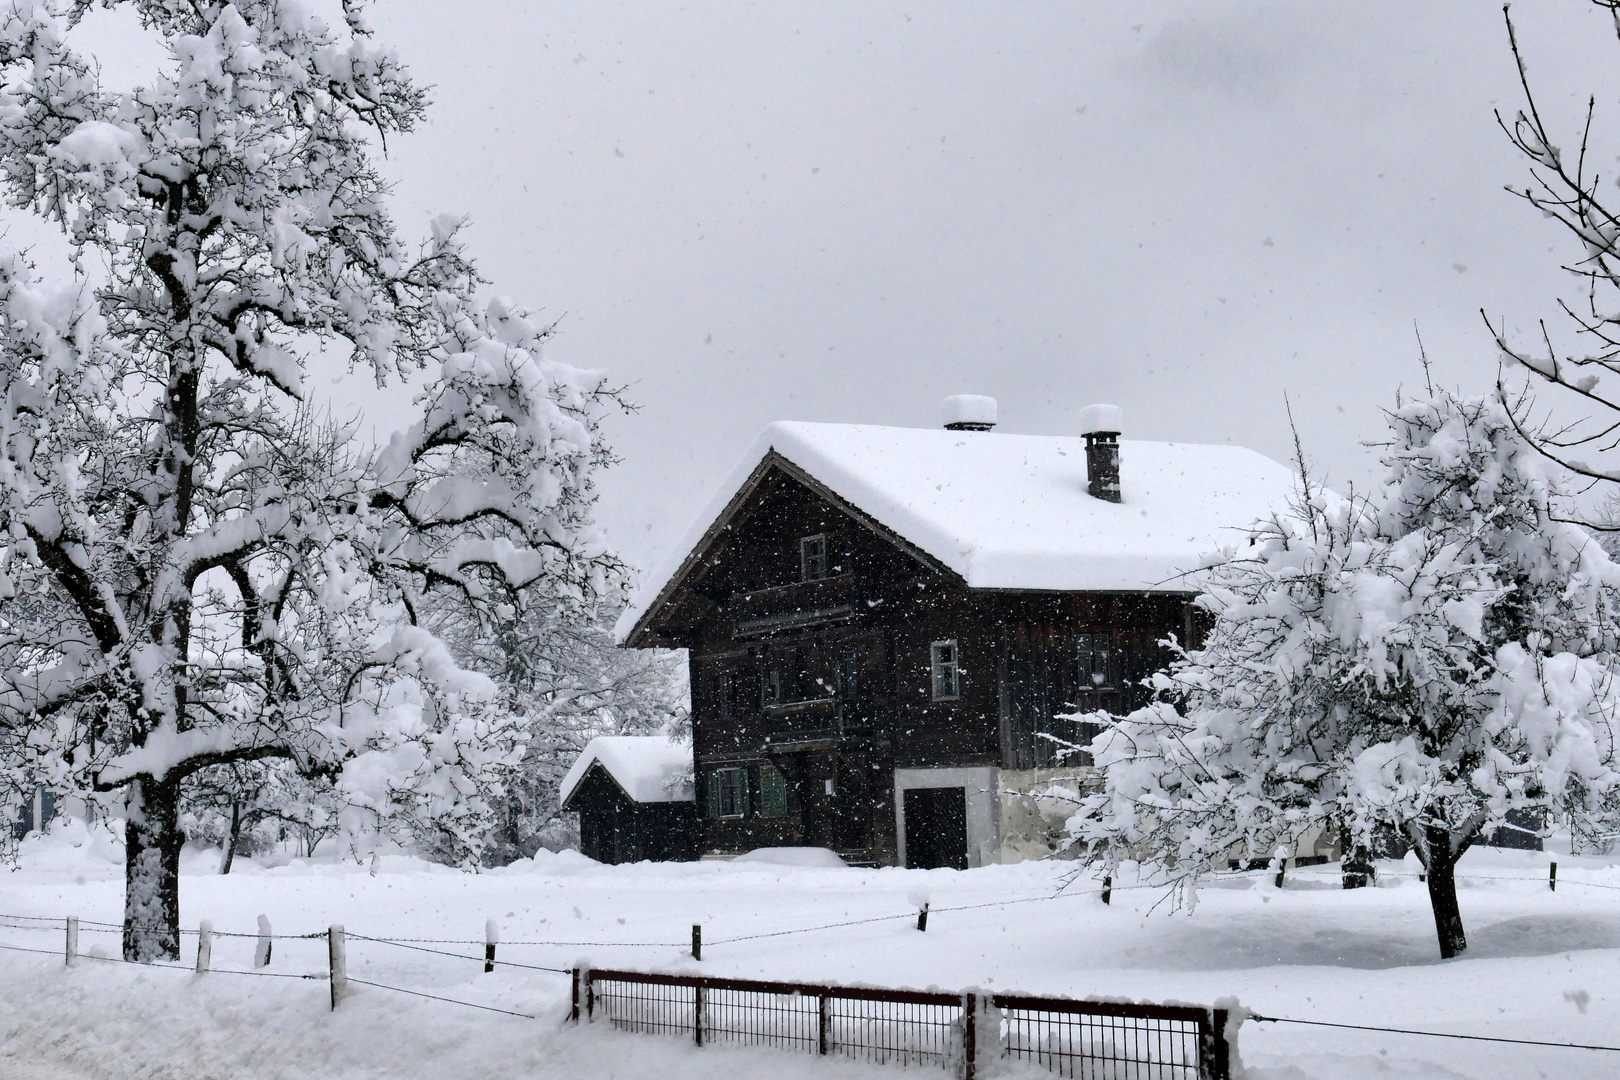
[762,767,787,816]
[739,768,752,818]
[706,770,722,820]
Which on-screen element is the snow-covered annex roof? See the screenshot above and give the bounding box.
[618,420,1299,645]
[558,735,694,808]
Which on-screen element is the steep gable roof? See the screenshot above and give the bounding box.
[558,734,694,808]
[618,421,1298,646]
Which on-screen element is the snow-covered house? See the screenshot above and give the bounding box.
[558,735,698,864]
[616,397,1298,868]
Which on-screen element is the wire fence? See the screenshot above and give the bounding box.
[2,857,1619,1074]
[6,893,1620,1076]
[579,968,1232,1080]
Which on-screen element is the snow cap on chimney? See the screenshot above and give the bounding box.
[1079,404,1122,502]
[1078,403,1123,436]
[942,395,997,431]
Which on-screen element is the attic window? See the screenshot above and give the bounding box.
[930,640,960,701]
[801,534,829,581]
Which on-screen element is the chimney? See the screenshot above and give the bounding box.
[1079,403,1122,502]
[942,395,997,431]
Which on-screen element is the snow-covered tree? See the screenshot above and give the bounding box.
[1073,392,1620,958]
[435,596,688,864]
[0,0,622,960]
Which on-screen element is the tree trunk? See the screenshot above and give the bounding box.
[1341,821,1376,890]
[220,798,241,875]
[1342,841,1375,889]
[123,776,183,962]
[1422,825,1468,959]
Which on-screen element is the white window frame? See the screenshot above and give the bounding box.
[800,533,829,581]
[930,640,960,701]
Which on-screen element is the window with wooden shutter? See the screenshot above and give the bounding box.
[716,767,747,819]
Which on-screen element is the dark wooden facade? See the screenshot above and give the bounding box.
[626,453,1208,867]
[563,764,699,865]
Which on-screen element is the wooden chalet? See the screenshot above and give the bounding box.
[616,397,1296,868]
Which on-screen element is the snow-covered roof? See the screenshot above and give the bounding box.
[618,421,1299,645]
[558,735,694,808]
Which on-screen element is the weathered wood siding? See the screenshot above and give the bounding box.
[654,463,1204,865]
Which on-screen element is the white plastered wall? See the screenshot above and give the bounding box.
[893,767,1000,868]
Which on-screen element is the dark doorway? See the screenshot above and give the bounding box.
[903,787,968,870]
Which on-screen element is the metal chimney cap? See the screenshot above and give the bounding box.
[1079,403,1123,436]
[943,395,997,431]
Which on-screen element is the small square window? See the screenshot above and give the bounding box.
[801,534,829,581]
[930,640,960,701]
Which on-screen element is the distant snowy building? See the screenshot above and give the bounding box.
[558,735,697,864]
[616,398,1298,868]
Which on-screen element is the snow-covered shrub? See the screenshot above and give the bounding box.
[1072,391,1620,957]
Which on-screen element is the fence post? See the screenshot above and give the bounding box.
[917,903,930,932]
[571,969,581,1022]
[328,925,347,1010]
[1550,861,1558,892]
[818,993,830,1055]
[961,992,976,1080]
[254,915,272,968]
[694,982,706,1047]
[195,919,213,975]
[485,919,499,973]
[65,916,77,967]
[584,970,594,1022]
[1202,1008,1231,1080]
[1101,875,1112,906]
[692,924,702,961]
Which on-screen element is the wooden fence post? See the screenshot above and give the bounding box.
[1203,1008,1231,1080]
[485,919,498,973]
[328,925,347,1010]
[961,992,976,1080]
[694,983,706,1046]
[691,924,702,961]
[571,969,581,1022]
[254,915,272,968]
[195,920,213,975]
[64,916,77,967]
[1101,876,1112,906]
[917,903,930,932]
[1550,861,1558,892]
[818,993,831,1055]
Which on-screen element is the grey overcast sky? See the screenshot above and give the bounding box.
[29,1,1620,575]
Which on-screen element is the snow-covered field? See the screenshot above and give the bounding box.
[3,823,1619,1080]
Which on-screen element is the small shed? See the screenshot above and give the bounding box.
[558,735,699,864]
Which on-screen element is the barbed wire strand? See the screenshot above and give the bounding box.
[344,977,537,1019]
[1252,1012,1620,1053]
[348,934,572,974]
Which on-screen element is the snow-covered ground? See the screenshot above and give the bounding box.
[2,822,1619,1079]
